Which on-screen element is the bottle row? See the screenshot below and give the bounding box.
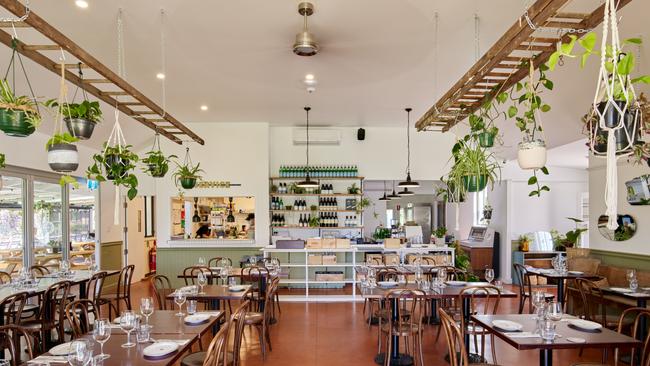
[270,213,360,228]
[270,197,343,211]
[278,165,359,178]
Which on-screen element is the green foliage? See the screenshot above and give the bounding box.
[308,215,320,227]
[86,143,139,200]
[433,226,447,238]
[46,132,79,151]
[507,65,553,141]
[528,166,550,197]
[347,183,360,194]
[172,161,204,189]
[564,217,588,248]
[372,226,392,240]
[453,241,480,281]
[44,99,102,123]
[142,150,177,178]
[356,196,371,212]
[0,79,41,128]
[448,137,501,194]
[467,90,508,145]
[0,153,5,169]
[58,175,79,188]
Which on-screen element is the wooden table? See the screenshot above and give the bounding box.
[525,268,601,306]
[361,283,517,365]
[601,287,650,352]
[166,284,251,312]
[142,310,224,335]
[472,314,640,366]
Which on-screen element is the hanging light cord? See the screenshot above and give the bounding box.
[305,107,311,172]
[406,108,412,175]
[160,9,167,118]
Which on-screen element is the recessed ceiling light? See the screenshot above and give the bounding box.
[156,73,165,79]
[305,74,315,80]
[200,105,208,111]
[75,0,89,9]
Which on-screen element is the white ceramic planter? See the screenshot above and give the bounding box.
[48,143,79,172]
[517,140,547,170]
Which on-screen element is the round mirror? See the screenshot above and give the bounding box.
[597,214,637,241]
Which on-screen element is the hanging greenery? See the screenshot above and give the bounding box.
[0,153,5,169]
[468,94,507,148]
[172,147,203,190]
[86,142,139,199]
[142,132,177,178]
[447,136,501,194]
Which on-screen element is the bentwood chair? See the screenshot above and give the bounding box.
[1,291,28,325]
[22,280,73,351]
[439,308,502,366]
[381,289,426,366]
[86,271,107,309]
[0,270,11,284]
[576,278,629,329]
[97,264,134,319]
[242,266,270,312]
[29,265,50,278]
[244,280,277,360]
[459,285,502,364]
[151,274,174,310]
[65,299,99,338]
[512,263,554,314]
[183,266,217,286]
[0,325,34,366]
[208,257,233,268]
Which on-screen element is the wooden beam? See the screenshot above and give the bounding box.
[118,102,144,106]
[0,21,28,27]
[22,44,59,51]
[553,12,589,20]
[82,79,111,83]
[0,0,204,145]
[54,63,89,69]
[544,21,587,29]
[131,111,159,115]
[100,91,129,96]
[515,45,554,52]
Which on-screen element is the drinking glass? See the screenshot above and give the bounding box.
[228,277,236,287]
[546,301,563,322]
[627,269,637,283]
[93,318,111,359]
[136,323,151,343]
[197,271,207,294]
[119,311,137,348]
[532,291,547,319]
[140,297,154,326]
[541,320,557,342]
[174,291,186,316]
[67,339,93,366]
[187,300,197,315]
[437,268,447,284]
[485,268,495,284]
[220,267,229,286]
[421,280,430,291]
[630,278,639,292]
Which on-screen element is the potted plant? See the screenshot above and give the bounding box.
[355,196,371,213]
[0,153,5,169]
[44,99,102,140]
[468,93,507,148]
[518,234,531,252]
[433,226,447,246]
[46,132,79,173]
[172,162,204,190]
[142,150,176,178]
[0,79,41,137]
[86,143,139,200]
[372,225,391,243]
[347,183,361,194]
[448,137,500,193]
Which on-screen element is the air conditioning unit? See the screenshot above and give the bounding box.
[292,127,341,145]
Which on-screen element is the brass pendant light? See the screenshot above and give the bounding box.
[378,180,391,201]
[297,106,319,188]
[398,108,420,189]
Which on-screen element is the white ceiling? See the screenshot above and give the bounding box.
[0,0,648,157]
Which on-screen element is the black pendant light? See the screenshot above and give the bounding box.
[398,108,420,189]
[297,106,319,188]
[192,198,201,222]
[226,197,236,223]
[387,181,400,199]
[378,180,391,201]
[398,187,415,196]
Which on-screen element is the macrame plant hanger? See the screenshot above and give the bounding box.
[589,0,641,230]
[3,26,40,119]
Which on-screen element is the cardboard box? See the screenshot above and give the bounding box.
[335,238,351,248]
[315,271,345,281]
[307,254,322,265]
[321,238,336,248]
[383,253,400,266]
[306,238,322,249]
[384,238,401,249]
[366,254,383,265]
[322,254,337,265]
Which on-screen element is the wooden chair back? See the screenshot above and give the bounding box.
[439,308,470,366]
[29,265,50,278]
[0,325,34,365]
[0,291,28,324]
[183,266,216,286]
[41,280,72,337]
[87,270,107,302]
[203,320,230,366]
[65,299,99,337]
[228,300,250,366]
[513,263,534,297]
[608,307,650,366]
[384,289,425,336]
[376,268,399,282]
[0,270,11,284]
[117,264,135,307]
[459,285,501,332]
[151,274,174,310]
[242,265,270,295]
[576,278,609,326]
[208,257,233,268]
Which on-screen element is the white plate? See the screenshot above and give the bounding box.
[469,282,490,286]
[567,337,586,343]
[492,320,523,332]
[184,314,211,324]
[445,281,467,286]
[228,285,247,292]
[568,319,603,331]
[377,281,399,288]
[568,271,584,275]
[142,341,179,358]
[48,342,74,356]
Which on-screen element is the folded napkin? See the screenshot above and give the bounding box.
[29,356,68,364]
[505,332,540,338]
[157,339,191,346]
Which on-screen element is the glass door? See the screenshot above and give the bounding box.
[33,180,63,271]
[0,175,25,275]
[69,181,97,268]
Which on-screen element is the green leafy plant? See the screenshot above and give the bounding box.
[59,175,79,188]
[172,161,204,188]
[355,196,371,212]
[372,226,392,240]
[44,99,102,123]
[308,216,320,227]
[86,143,139,200]
[468,93,508,147]
[142,150,176,178]
[453,241,480,281]
[564,217,588,248]
[45,132,79,151]
[434,226,447,238]
[448,136,501,193]
[0,153,5,169]
[0,79,41,128]
[347,183,360,194]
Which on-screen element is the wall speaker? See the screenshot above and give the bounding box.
[357,128,365,141]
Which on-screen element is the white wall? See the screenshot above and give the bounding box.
[155,123,270,247]
[269,127,456,180]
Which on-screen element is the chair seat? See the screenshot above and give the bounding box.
[244,312,264,325]
[180,351,206,366]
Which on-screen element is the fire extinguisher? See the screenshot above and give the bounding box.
[148,240,157,272]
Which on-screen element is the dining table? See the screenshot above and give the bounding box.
[525,268,601,306]
[166,284,251,312]
[33,310,222,366]
[360,282,517,365]
[472,314,640,366]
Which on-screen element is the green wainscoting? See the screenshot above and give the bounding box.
[589,249,650,271]
[157,247,260,287]
[100,241,123,289]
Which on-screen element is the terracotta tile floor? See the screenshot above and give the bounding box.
[130,281,612,366]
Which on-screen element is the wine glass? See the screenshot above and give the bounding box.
[219,267,229,286]
[627,269,637,283]
[67,339,92,366]
[546,301,563,322]
[532,291,547,319]
[437,268,447,283]
[93,318,111,359]
[197,256,206,266]
[140,297,154,326]
[174,290,186,316]
[485,268,495,284]
[119,310,137,348]
[197,271,207,294]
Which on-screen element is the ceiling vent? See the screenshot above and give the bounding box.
[292,127,340,145]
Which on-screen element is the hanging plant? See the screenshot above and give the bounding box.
[141,132,176,178]
[447,136,501,193]
[0,153,5,169]
[505,62,553,197]
[0,39,41,137]
[468,91,507,148]
[172,147,203,190]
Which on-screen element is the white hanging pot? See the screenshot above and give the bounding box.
[517,139,547,170]
[48,143,79,172]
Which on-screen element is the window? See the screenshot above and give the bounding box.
[34,180,63,269]
[0,175,25,274]
[473,190,487,226]
[69,181,97,266]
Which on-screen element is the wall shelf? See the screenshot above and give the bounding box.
[271,226,363,230]
[270,177,364,180]
[270,193,363,197]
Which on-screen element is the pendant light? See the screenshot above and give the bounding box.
[387,181,400,199]
[226,197,235,223]
[398,108,420,189]
[297,106,319,188]
[378,180,391,201]
[192,197,201,223]
[398,187,415,196]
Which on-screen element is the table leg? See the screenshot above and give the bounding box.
[426,299,440,324]
[373,298,413,366]
[540,349,552,366]
[463,297,471,353]
[637,299,647,365]
[556,279,565,307]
